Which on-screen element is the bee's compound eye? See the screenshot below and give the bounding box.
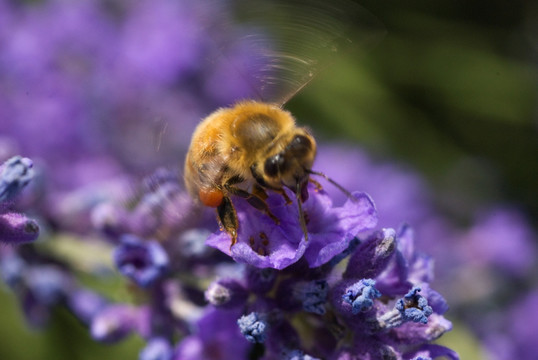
[264,154,283,178]
[199,188,224,207]
[290,135,311,156]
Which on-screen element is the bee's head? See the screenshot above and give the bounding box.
[259,128,317,192]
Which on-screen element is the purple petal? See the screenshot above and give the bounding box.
[344,228,396,279]
[0,212,39,244]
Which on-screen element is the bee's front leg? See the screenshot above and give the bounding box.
[216,195,238,248]
[309,178,323,192]
[225,185,280,225]
[271,187,293,205]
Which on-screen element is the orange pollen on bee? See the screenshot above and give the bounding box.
[199,188,224,207]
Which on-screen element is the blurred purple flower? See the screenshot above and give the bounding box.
[0,156,39,244]
[175,307,250,360]
[140,337,174,360]
[67,288,108,326]
[91,304,150,343]
[0,211,39,244]
[205,278,248,309]
[484,290,538,360]
[114,235,170,288]
[458,208,536,277]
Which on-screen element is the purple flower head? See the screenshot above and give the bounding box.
[459,208,537,277]
[314,145,430,228]
[94,168,200,241]
[0,156,34,202]
[91,304,149,343]
[395,287,433,325]
[344,228,396,280]
[114,235,170,287]
[296,280,329,315]
[0,251,26,287]
[238,311,268,343]
[205,278,248,309]
[24,266,72,306]
[20,265,73,327]
[278,279,330,315]
[175,307,250,360]
[140,337,174,360]
[246,267,278,295]
[207,189,377,269]
[341,279,381,315]
[67,289,108,326]
[484,290,538,360]
[117,0,205,86]
[375,225,434,296]
[0,156,39,244]
[0,211,39,244]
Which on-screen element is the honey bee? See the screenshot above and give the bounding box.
[185,101,311,246]
[184,100,356,246]
[183,0,380,246]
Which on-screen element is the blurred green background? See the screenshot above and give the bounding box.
[1,0,536,359]
[290,0,537,219]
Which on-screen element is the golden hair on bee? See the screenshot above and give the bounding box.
[184,100,319,246]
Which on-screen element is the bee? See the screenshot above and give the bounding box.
[183,0,380,246]
[184,100,356,246]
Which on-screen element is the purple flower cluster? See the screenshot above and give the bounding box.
[72,166,456,359]
[314,144,538,358]
[0,0,257,235]
[4,0,534,359]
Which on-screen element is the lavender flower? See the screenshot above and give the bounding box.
[0,156,34,202]
[140,337,174,360]
[0,156,39,244]
[238,312,268,343]
[395,287,434,324]
[175,307,250,360]
[207,190,377,269]
[341,279,381,314]
[113,235,170,288]
[0,211,40,244]
[205,278,248,309]
[67,289,108,326]
[483,290,538,360]
[91,304,150,343]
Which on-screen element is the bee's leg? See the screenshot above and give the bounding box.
[309,178,323,192]
[252,184,269,200]
[272,187,293,205]
[225,185,280,225]
[216,195,238,247]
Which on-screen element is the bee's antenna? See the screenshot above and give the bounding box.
[295,182,309,242]
[306,169,356,201]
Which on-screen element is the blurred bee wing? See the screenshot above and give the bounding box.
[201,0,386,106]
